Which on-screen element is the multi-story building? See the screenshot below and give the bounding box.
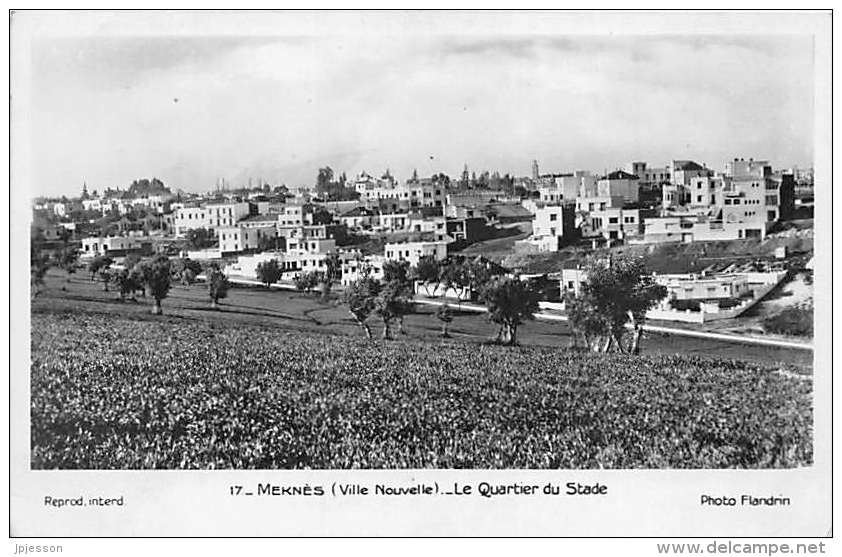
[217,223,278,254]
[662,161,713,209]
[625,162,670,186]
[286,237,337,254]
[688,175,730,209]
[339,207,379,230]
[516,204,575,252]
[354,171,445,210]
[173,206,210,237]
[407,212,448,238]
[131,194,173,214]
[582,207,641,241]
[721,158,794,223]
[445,217,491,244]
[597,170,640,203]
[575,196,624,213]
[205,201,250,229]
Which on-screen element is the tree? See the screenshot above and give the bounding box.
[374,279,413,339]
[111,267,144,301]
[316,167,334,197]
[97,267,113,291]
[172,257,202,283]
[460,164,470,190]
[411,255,441,296]
[440,256,503,300]
[342,275,381,339]
[566,256,667,354]
[180,268,197,289]
[381,259,414,335]
[30,250,49,299]
[323,253,342,282]
[89,255,113,281]
[59,247,79,281]
[435,302,454,338]
[207,268,230,310]
[382,259,410,286]
[295,271,322,295]
[138,255,172,314]
[123,253,142,271]
[479,276,541,346]
[432,173,451,188]
[318,276,333,301]
[185,228,215,250]
[255,259,282,289]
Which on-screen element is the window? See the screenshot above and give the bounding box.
[550,213,558,221]
[609,217,619,224]
[697,195,703,202]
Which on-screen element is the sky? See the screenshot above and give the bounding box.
[27,28,815,197]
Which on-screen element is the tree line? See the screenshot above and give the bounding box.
[34,245,667,355]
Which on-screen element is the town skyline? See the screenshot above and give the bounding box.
[28,20,814,197]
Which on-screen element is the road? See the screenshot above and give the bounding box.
[412,298,813,351]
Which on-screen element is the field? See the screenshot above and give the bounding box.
[33,270,813,368]
[31,271,813,469]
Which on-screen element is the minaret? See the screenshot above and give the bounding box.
[532,160,539,180]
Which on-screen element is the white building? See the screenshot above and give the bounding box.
[205,202,250,229]
[655,273,750,301]
[625,162,670,185]
[217,223,278,253]
[597,170,640,203]
[575,196,624,213]
[533,205,568,239]
[80,236,147,257]
[515,204,574,253]
[341,255,386,286]
[174,206,210,237]
[384,240,448,267]
[583,208,640,240]
[339,207,379,230]
[81,198,103,212]
[353,171,445,209]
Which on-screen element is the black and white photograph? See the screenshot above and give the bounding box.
[9,8,832,539]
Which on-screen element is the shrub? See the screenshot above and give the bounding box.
[763,304,813,337]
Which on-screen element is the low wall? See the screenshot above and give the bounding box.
[413,282,473,300]
[645,308,706,323]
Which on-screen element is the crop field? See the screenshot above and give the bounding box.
[31,277,813,469]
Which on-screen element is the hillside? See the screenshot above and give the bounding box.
[503,228,814,275]
[31,306,812,469]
